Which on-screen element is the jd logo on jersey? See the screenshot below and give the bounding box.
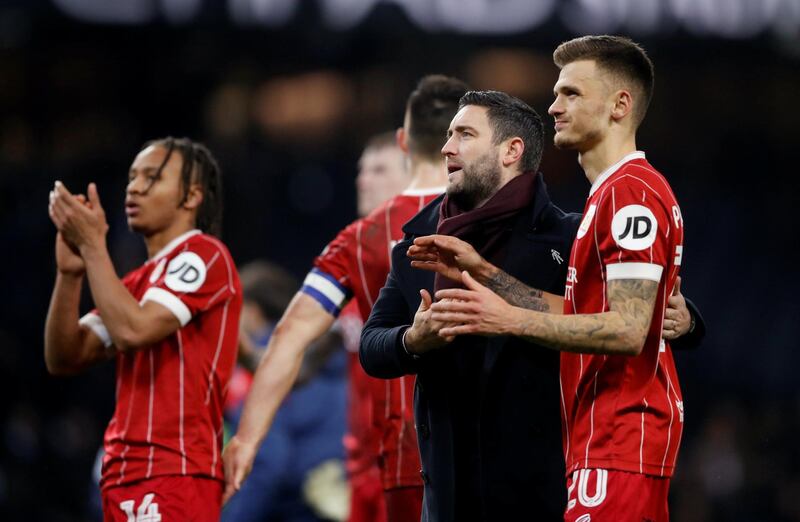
[611,205,657,251]
[619,216,651,240]
[169,262,200,284]
[164,252,207,293]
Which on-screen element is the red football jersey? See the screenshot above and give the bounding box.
[560,152,685,478]
[337,301,387,522]
[80,230,242,490]
[338,300,381,477]
[303,188,443,489]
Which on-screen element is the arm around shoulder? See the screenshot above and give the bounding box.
[670,297,706,351]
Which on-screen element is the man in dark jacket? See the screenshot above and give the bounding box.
[360,91,704,522]
[360,91,576,521]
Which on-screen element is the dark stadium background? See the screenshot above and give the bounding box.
[0,1,797,520]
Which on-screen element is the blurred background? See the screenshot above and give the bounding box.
[1,0,798,520]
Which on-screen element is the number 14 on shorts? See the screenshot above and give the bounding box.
[119,493,161,522]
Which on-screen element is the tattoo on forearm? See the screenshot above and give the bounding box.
[516,278,658,355]
[607,278,658,342]
[486,270,550,312]
[525,313,620,353]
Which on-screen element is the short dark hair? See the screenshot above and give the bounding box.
[553,35,654,125]
[239,260,299,321]
[143,137,224,236]
[458,90,544,173]
[406,75,470,161]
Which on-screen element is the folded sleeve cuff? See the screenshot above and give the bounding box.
[141,287,192,326]
[606,262,663,282]
[79,313,113,348]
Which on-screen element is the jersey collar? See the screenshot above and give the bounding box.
[401,186,447,196]
[150,229,202,261]
[588,151,646,197]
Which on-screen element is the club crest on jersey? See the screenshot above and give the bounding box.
[611,205,657,251]
[164,251,207,293]
[576,204,597,239]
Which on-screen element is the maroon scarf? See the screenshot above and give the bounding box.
[434,171,538,292]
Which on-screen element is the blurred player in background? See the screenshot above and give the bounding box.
[223,260,348,522]
[339,131,409,522]
[354,132,411,218]
[45,137,240,521]
[223,75,468,522]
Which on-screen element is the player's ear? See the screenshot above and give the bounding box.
[611,89,633,122]
[501,137,525,168]
[396,127,408,153]
[182,183,204,210]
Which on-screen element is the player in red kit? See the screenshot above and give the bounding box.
[421,37,688,521]
[340,132,410,522]
[223,75,468,522]
[45,137,241,521]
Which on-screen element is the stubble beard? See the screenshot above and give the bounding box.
[447,151,502,211]
[554,126,604,153]
[553,131,577,150]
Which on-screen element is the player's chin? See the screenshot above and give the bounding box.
[126,218,150,235]
[445,182,464,199]
[553,133,578,150]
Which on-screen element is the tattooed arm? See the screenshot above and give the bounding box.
[408,234,563,313]
[482,265,562,313]
[431,273,658,356]
[515,278,658,355]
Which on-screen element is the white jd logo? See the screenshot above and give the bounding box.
[164,251,207,293]
[611,205,657,251]
[119,493,161,522]
[168,261,201,284]
[618,216,652,240]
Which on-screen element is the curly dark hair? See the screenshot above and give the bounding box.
[142,137,224,236]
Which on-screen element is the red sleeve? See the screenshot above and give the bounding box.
[595,178,671,282]
[142,239,236,326]
[300,220,358,316]
[312,220,358,289]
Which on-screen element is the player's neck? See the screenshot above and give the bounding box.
[578,134,638,185]
[404,159,448,191]
[143,219,197,258]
